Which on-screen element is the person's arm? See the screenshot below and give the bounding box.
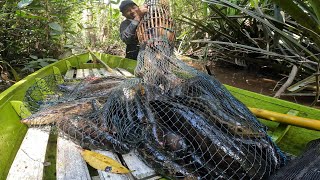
[120,5,148,44]
[120,19,139,44]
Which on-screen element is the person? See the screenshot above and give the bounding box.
[119,0,148,60]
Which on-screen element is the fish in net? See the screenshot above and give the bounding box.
[21,0,286,179]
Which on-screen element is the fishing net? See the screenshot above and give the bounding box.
[269,138,320,180]
[21,0,286,179]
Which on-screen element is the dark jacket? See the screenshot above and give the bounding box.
[120,19,140,60]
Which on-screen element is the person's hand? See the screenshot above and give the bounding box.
[133,4,148,22]
[133,12,142,21]
[139,4,148,14]
[133,4,148,21]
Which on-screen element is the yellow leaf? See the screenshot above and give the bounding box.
[81,150,130,174]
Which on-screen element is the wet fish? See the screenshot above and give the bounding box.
[164,131,188,153]
[168,101,277,179]
[171,75,264,129]
[137,143,201,180]
[58,77,125,98]
[184,153,230,179]
[145,97,272,179]
[172,95,266,138]
[58,116,131,154]
[21,98,98,125]
[136,86,165,147]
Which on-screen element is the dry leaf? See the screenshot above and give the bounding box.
[81,150,130,174]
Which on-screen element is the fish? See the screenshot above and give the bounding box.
[145,96,275,179]
[143,102,165,147]
[58,115,132,154]
[137,143,201,180]
[172,95,266,138]
[83,77,124,92]
[183,153,230,179]
[171,75,264,130]
[163,131,188,153]
[21,98,97,125]
[58,77,125,98]
[167,101,278,179]
[136,86,166,147]
[100,90,144,148]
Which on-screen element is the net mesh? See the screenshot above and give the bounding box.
[269,139,320,180]
[21,0,286,179]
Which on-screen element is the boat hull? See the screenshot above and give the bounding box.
[0,52,319,179]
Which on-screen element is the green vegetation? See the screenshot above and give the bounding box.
[175,0,319,74]
[0,0,124,91]
[1,0,319,96]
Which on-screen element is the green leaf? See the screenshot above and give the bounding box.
[48,22,63,32]
[0,13,10,18]
[28,61,38,65]
[1,61,21,81]
[308,0,320,21]
[203,2,209,17]
[203,0,320,62]
[50,30,63,36]
[39,61,49,67]
[30,55,38,59]
[112,10,120,19]
[15,10,47,20]
[64,45,74,48]
[77,23,84,29]
[42,58,58,62]
[18,0,33,8]
[110,0,120,4]
[272,0,320,35]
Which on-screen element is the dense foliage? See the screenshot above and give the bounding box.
[170,0,319,103]
[0,0,124,90]
[173,0,319,77]
[1,0,319,98]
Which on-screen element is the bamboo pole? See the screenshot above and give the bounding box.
[88,50,114,73]
[249,107,320,131]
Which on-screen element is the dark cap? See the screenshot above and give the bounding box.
[119,0,137,13]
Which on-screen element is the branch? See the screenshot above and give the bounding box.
[274,65,298,98]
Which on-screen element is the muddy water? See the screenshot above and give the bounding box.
[188,60,319,109]
[211,63,278,96]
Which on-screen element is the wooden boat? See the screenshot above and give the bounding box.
[0,52,320,180]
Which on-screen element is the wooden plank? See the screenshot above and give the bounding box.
[91,176,100,180]
[101,68,123,77]
[56,137,91,180]
[83,69,91,78]
[65,69,75,80]
[7,127,51,180]
[95,150,130,180]
[116,68,134,77]
[92,68,103,78]
[99,68,114,77]
[122,151,156,179]
[113,69,124,77]
[89,69,95,77]
[76,69,84,79]
[146,176,162,180]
